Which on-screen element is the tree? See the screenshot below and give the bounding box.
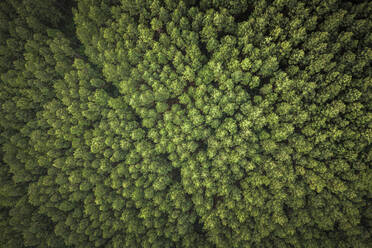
[1,0,371,247]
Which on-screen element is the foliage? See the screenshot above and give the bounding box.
[0,0,371,247]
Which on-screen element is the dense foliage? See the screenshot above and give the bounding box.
[0,0,371,247]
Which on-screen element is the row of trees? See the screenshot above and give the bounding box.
[1,0,371,247]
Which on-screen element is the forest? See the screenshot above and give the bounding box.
[0,0,371,247]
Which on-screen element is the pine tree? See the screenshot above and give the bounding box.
[1,0,371,247]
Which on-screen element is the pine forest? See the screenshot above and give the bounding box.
[0,0,371,247]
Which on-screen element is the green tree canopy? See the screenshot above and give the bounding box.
[0,0,371,247]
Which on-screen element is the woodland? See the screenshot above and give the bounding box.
[0,0,371,247]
